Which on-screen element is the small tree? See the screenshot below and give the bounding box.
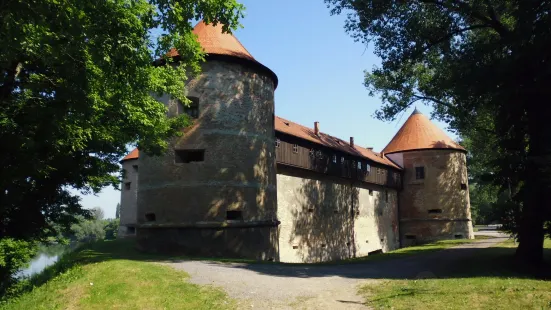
[115,203,121,219]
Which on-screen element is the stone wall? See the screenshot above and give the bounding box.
[394,150,474,245]
[118,158,138,237]
[136,59,278,259]
[276,165,399,263]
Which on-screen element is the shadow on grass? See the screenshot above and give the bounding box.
[12,237,551,300]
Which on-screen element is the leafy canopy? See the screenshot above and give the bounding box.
[0,0,244,242]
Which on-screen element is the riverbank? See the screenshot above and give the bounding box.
[1,240,233,310]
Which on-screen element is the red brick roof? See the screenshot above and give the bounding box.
[121,148,139,162]
[275,117,401,169]
[382,109,466,154]
[168,20,256,62]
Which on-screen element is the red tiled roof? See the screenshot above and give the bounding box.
[275,117,401,170]
[382,109,466,154]
[168,20,256,62]
[121,148,139,161]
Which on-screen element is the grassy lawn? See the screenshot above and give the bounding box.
[0,240,234,310]
[360,239,551,310]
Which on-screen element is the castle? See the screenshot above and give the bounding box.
[118,21,473,263]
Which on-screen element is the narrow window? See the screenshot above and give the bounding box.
[428,209,443,214]
[358,161,362,170]
[145,213,156,222]
[341,156,345,164]
[415,166,425,179]
[454,234,463,239]
[385,190,389,202]
[127,226,136,234]
[177,97,199,118]
[175,149,205,163]
[366,163,371,174]
[461,183,467,190]
[125,182,131,190]
[377,168,380,175]
[369,189,373,196]
[405,234,416,240]
[332,155,337,163]
[275,139,280,148]
[316,150,323,159]
[292,245,299,249]
[226,210,243,220]
[293,144,299,153]
[132,165,138,172]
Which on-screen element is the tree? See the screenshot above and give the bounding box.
[70,217,105,243]
[91,207,104,221]
[0,0,244,290]
[115,203,121,219]
[326,0,551,264]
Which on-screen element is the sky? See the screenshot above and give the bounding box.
[75,0,456,219]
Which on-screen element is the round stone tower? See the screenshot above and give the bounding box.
[136,21,279,260]
[383,109,474,246]
[118,148,139,238]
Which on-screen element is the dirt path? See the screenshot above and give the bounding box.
[167,237,507,309]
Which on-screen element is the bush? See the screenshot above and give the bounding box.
[103,219,119,240]
[71,220,105,243]
[0,239,37,297]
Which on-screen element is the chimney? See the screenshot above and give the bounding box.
[350,137,354,148]
[314,122,320,136]
[381,151,385,158]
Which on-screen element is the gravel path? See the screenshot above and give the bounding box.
[167,237,508,309]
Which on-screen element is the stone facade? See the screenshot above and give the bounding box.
[136,59,279,258]
[276,165,399,263]
[387,150,474,245]
[118,158,138,237]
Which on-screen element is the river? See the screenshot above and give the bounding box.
[17,244,68,278]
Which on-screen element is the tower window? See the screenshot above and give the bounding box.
[332,155,337,163]
[293,144,299,153]
[125,182,131,190]
[415,166,425,179]
[461,183,467,190]
[132,165,138,172]
[275,139,280,148]
[428,209,443,214]
[145,213,156,222]
[385,190,389,202]
[177,97,199,118]
[226,210,243,220]
[175,149,205,163]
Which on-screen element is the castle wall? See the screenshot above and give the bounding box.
[118,158,138,237]
[398,149,474,245]
[136,59,278,259]
[276,165,399,263]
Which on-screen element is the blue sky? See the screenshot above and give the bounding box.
[75,0,455,218]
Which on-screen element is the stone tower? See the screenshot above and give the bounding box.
[136,21,279,259]
[383,109,474,246]
[118,148,138,237]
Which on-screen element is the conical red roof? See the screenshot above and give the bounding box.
[168,21,256,62]
[382,109,465,154]
[121,148,139,161]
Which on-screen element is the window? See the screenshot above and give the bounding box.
[316,150,323,159]
[125,182,131,190]
[132,165,138,172]
[428,209,443,214]
[405,234,416,240]
[415,166,425,179]
[385,190,389,202]
[369,189,373,196]
[275,139,280,148]
[366,163,371,174]
[177,97,199,118]
[127,226,136,234]
[145,213,156,222]
[357,161,362,169]
[309,149,315,158]
[332,155,337,163]
[455,234,463,239]
[293,144,299,153]
[461,183,467,190]
[341,156,345,164]
[175,149,205,163]
[377,168,380,175]
[226,210,243,220]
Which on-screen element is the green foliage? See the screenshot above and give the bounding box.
[70,218,106,243]
[0,0,244,241]
[326,0,551,263]
[103,219,120,240]
[0,239,37,297]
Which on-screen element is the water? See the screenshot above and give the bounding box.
[17,244,67,278]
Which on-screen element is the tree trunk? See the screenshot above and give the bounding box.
[515,97,551,265]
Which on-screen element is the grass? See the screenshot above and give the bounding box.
[360,239,551,310]
[0,240,234,310]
